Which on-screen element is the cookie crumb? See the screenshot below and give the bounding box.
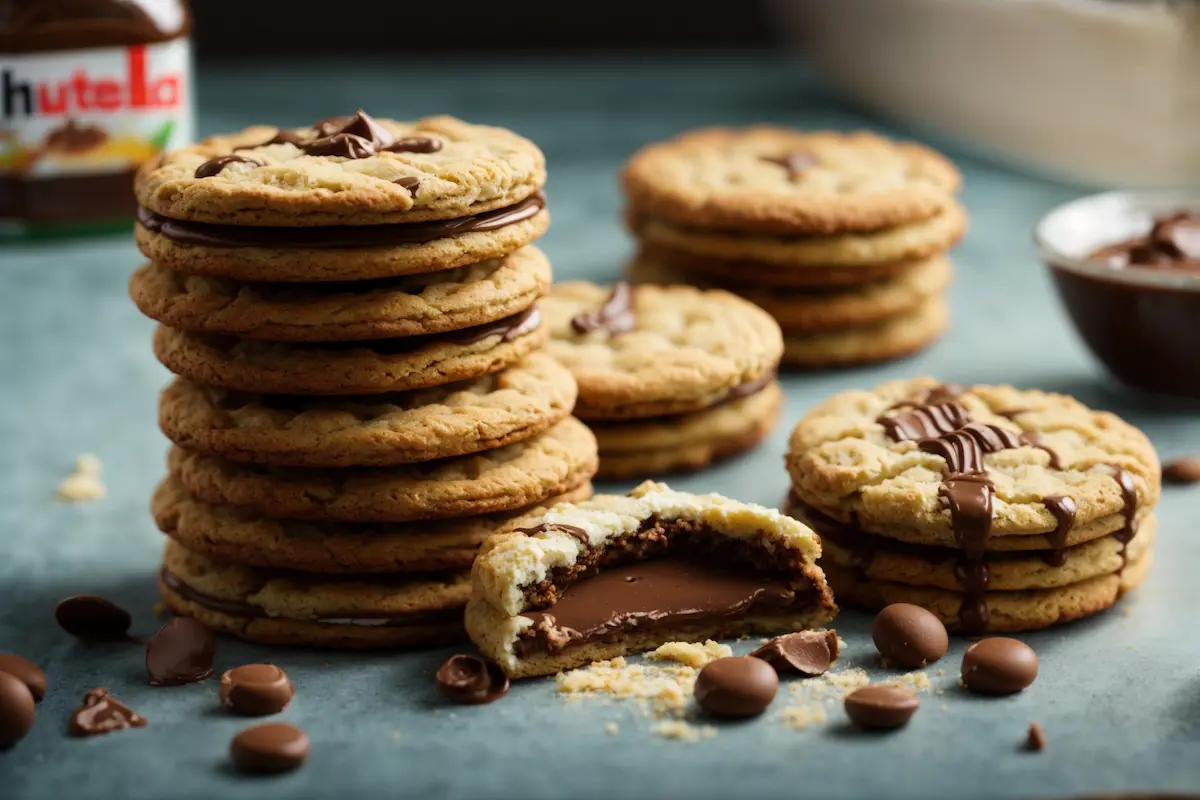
[780,705,828,729]
[648,640,732,668]
[556,657,696,714]
[56,454,106,502]
[1026,722,1046,752]
[652,720,717,742]
[604,722,619,736]
[780,667,932,730]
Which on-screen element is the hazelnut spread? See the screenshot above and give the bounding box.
[0,0,193,237]
[1089,211,1200,272]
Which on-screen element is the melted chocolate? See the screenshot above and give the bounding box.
[443,307,540,345]
[135,191,545,249]
[194,155,261,179]
[513,523,591,547]
[1090,211,1200,271]
[1021,432,1063,470]
[516,559,797,655]
[762,152,818,180]
[1040,495,1078,567]
[386,138,443,154]
[919,423,1022,473]
[1110,467,1141,572]
[570,283,636,335]
[878,402,971,442]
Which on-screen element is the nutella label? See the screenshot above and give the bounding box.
[0,40,192,180]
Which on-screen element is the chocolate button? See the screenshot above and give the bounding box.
[749,630,839,676]
[435,655,509,705]
[220,665,295,716]
[0,654,46,701]
[961,637,1039,695]
[872,603,949,668]
[844,685,920,730]
[55,595,132,641]
[1164,457,1200,485]
[146,617,216,686]
[694,656,778,718]
[230,723,309,774]
[0,671,36,748]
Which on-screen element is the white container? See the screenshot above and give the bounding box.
[779,0,1200,187]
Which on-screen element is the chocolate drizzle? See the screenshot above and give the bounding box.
[570,283,636,335]
[194,155,261,179]
[878,401,971,442]
[919,423,1022,473]
[1021,432,1063,469]
[1109,467,1140,572]
[1040,495,1078,567]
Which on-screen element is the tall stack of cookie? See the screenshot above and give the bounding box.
[129,112,598,648]
[622,128,965,369]
[786,378,1160,633]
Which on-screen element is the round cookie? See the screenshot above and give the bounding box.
[786,377,1162,545]
[152,478,594,574]
[158,354,577,468]
[630,200,967,268]
[641,245,915,288]
[628,253,953,333]
[623,127,961,235]
[781,296,949,368]
[158,540,468,648]
[129,247,551,341]
[152,307,547,396]
[818,513,1157,592]
[167,417,598,523]
[136,113,546,226]
[820,549,1153,634]
[542,282,782,420]
[593,381,783,479]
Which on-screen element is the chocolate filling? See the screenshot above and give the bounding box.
[160,568,462,627]
[586,371,776,428]
[136,191,546,249]
[512,519,817,656]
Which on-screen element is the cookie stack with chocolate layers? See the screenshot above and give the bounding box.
[622,127,965,369]
[539,281,783,480]
[785,378,1160,634]
[128,112,599,648]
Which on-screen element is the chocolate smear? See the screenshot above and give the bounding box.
[385,137,442,154]
[194,155,261,179]
[571,282,636,335]
[513,523,590,547]
[303,133,375,159]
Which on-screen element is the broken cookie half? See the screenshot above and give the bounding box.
[466,481,838,679]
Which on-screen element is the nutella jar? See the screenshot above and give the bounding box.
[0,0,193,238]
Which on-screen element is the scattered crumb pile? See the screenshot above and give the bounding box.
[56,454,107,502]
[779,668,932,730]
[652,721,717,742]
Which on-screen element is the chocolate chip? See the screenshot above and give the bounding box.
[871,603,949,668]
[0,671,36,748]
[435,655,509,705]
[55,595,132,641]
[763,151,818,179]
[230,723,309,774]
[394,176,421,195]
[1163,457,1200,485]
[749,630,839,676]
[694,656,778,718]
[146,618,216,687]
[220,665,295,716]
[385,137,442,154]
[0,654,46,702]
[844,684,920,731]
[194,155,261,179]
[961,637,1038,695]
[1026,722,1047,752]
[570,283,636,335]
[334,110,394,149]
[303,133,376,159]
[69,688,147,737]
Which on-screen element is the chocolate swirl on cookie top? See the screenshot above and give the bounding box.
[571,283,636,335]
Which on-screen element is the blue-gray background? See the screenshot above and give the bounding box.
[2,57,1199,799]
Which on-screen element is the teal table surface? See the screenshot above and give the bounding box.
[3,55,1199,800]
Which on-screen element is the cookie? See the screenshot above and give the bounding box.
[641,245,916,289]
[628,253,953,333]
[465,481,837,678]
[130,247,551,341]
[152,306,547,396]
[541,282,782,419]
[630,200,966,268]
[158,540,468,648]
[158,354,577,468]
[167,417,598,523]
[152,478,593,574]
[136,113,546,227]
[623,127,961,235]
[592,380,783,479]
[821,549,1152,634]
[780,296,949,368]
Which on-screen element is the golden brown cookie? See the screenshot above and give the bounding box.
[623,127,961,235]
[780,297,949,368]
[640,244,916,288]
[167,417,598,523]
[592,381,783,479]
[541,282,782,420]
[158,540,468,648]
[152,307,547,395]
[129,247,551,341]
[152,478,593,574]
[157,354,577,467]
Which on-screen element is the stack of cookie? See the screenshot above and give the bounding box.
[129,112,598,647]
[540,281,783,479]
[786,378,1160,633]
[623,127,965,369]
